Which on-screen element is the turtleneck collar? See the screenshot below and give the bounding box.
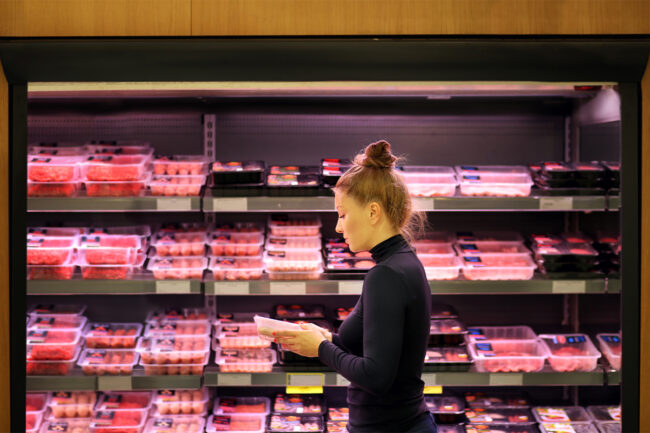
[369,234,408,263]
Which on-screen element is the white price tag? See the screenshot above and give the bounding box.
[213,281,249,295]
[156,197,193,211]
[287,373,324,387]
[413,197,435,211]
[97,376,132,391]
[421,373,438,385]
[156,281,191,294]
[212,198,248,212]
[218,373,252,386]
[489,373,523,386]
[339,281,363,294]
[270,282,306,295]
[336,375,350,386]
[552,280,587,294]
[539,197,573,210]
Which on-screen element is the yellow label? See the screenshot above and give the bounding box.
[423,386,443,394]
[286,386,324,394]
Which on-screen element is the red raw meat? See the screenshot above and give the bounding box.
[29,165,76,182]
[28,182,78,197]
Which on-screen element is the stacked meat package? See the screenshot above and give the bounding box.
[424,304,472,371]
[148,223,210,280]
[208,222,265,281]
[323,238,375,272]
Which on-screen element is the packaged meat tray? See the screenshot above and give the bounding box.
[214,396,271,415]
[28,156,82,182]
[267,235,321,251]
[424,346,472,371]
[456,165,530,175]
[413,243,455,256]
[469,340,547,373]
[538,334,601,372]
[273,394,325,415]
[264,250,322,272]
[215,347,276,373]
[27,329,81,360]
[431,303,459,319]
[28,226,84,238]
[84,322,143,348]
[561,233,593,244]
[335,306,355,323]
[401,166,458,197]
[530,234,565,246]
[28,304,87,317]
[27,236,76,265]
[39,419,92,433]
[254,315,303,340]
[268,215,322,237]
[273,304,325,320]
[419,256,462,280]
[28,315,87,332]
[457,231,524,242]
[152,389,209,416]
[26,345,80,375]
[152,232,206,257]
[539,424,599,433]
[213,222,264,235]
[326,257,375,272]
[86,144,153,158]
[456,241,530,256]
[150,174,206,196]
[82,154,149,181]
[429,319,467,346]
[466,326,537,342]
[87,225,152,241]
[78,234,142,264]
[84,174,150,197]
[321,159,352,187]
[424,395,465,424]
[147,256,207,280]
[96,392,153,411]
[211,160,265,185]
[269,165,318,175]
[596,422,621,433]
[210,256,264,281]
[206,414,266,433]
[26,392,50,414]
[138,335,210,364]
[145,308,214,323]
[144,416,205,433]
[215,322,270,349]
[27,257,77,280]
[28,179,81,197]
[586,406,620,423]
[540,161,605,181]
[267,414,324,433]
[267,267,324,280]
[465,424,540,433]
[533,407,592,424]
[89,409,146,433]
[595,334,621,370]
[153,155,209,175]
[267,173,320,187]
[465,408,534,424]
[465,391,531,409]
[47,391,96,418]
[26,412,43,433]
[144,321,210,337]
[533,244,599,264]
[462,254,536,280]
[326,420,348,433]
[139,351,209,375]
[414,231,457,244]
[209,232,264,256]
[78,253,146,280]
[216,312,269,325]
[456,166,533,197]
[78,348,139,375]
[328,407,349,421]
[29,144,86,156]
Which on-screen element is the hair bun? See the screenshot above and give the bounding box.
[356,140,398,169]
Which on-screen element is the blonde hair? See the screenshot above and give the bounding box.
[334,140,426,243]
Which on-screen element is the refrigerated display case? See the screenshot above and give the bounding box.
[1,39,647,433]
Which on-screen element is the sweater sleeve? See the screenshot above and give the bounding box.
[318,265,405,396]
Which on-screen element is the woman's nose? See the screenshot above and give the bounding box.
[335,220,343,233]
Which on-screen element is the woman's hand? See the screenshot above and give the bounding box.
[273,324,328,358]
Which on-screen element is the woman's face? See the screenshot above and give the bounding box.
[334,191,371,252]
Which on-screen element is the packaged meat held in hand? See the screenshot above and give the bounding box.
[153,389,209,416]
[532,407,592,424]
[464,391,531,409]
[273,394,325,415]
[429,319,468,346]
[78,235,142,265]
[78,349,139,375]
[90,409,146,433]
[215,348,276,373]
[144,320,210,337]
[215,322,270,349]
[267,415,325,433]
[586,405,621,422]
[96,391,153,411]
[47,391,96,418]
[539,423,599,433]
[84,322,143,348]
[150,174,205,196]
[213,396,271,415]
[28,179,81,197]
[538,334,601,372]
[28,156,82,182]
[264,249,322,272]
[27,329,81,360]
[153,155,209,176]
[465,407,534,424]
[147,256,207,280]
[27,315,87,332]
[144,416,206,433]
[26,346,80,375]
[273,304,325,320]
[268,214,321,237]
[206,414,266,433]
[419,255,462,280]
[209,232,264,256]
[465,424,541,433]
[425,395,465,424]
[25,412,43,433]
[26,392,49,413]
[40,419,92,433]
[466,326,537,342]
[78,253,146,280]
[82,154,149,181]
[210,256,264,281]
[462,254,536,280]
[28,303,87,317]
[152,232,207,257]
[469,340,547,373]
[137,335,209,365]
[27,236,76,265]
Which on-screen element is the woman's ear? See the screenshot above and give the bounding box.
[368,201,381,225]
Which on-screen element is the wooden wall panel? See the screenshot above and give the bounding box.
[0,0,191,37]
[191,0,650,36]
[641,54,650,433]
[0,60,10,433]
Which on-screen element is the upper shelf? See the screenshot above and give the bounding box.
[28,194,202,212]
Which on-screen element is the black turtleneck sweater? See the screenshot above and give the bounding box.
[318,234,432,433]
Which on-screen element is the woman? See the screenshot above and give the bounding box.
[265,141,436,433]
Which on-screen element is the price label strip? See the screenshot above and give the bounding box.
[286,373,324,394]
[156,280,192,294]
[156,197,193,211]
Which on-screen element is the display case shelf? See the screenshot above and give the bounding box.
[27,277,202,295]
[27,195,202,212]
